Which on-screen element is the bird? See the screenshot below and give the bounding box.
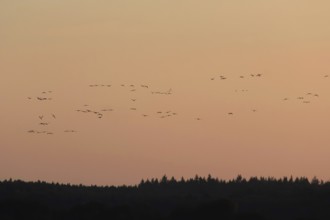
[283,98,289,101]
[196,118,201,120]
[130,89,136,92]
[64,130,76,133]
[131,99,136,102]
[142,114,148,117]
[39,122,48,126]
[27,97,32,99]
[325,75,329,78]
[157,111,162,114]
[52,114,56,119]
[130,108,137,110]
[39,116,44,120]
[101,109,113,112]
[252,109,257,112]
[27,130,35,133]
[228,112,233,115]
[210,78,215,80]
[239,76,244,78]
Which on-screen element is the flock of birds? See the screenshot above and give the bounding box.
[26,83,178,135]
[26,73,328,136]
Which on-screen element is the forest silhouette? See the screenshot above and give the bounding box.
[1,175,329,220]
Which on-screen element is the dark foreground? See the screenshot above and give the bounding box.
[1,176,329,220]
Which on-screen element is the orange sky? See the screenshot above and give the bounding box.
[1,1,330,185]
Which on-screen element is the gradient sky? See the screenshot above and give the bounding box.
[1,1,330,185]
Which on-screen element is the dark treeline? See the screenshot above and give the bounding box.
[1,175,330,220]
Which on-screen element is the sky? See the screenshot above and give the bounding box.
[1,0,330,186]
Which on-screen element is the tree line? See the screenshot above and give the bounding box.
[0,175,329,220]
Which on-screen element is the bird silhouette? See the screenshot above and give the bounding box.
[101,108,113,112]
[64,130,77,133]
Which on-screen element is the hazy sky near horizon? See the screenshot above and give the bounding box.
[1,1,330,185]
